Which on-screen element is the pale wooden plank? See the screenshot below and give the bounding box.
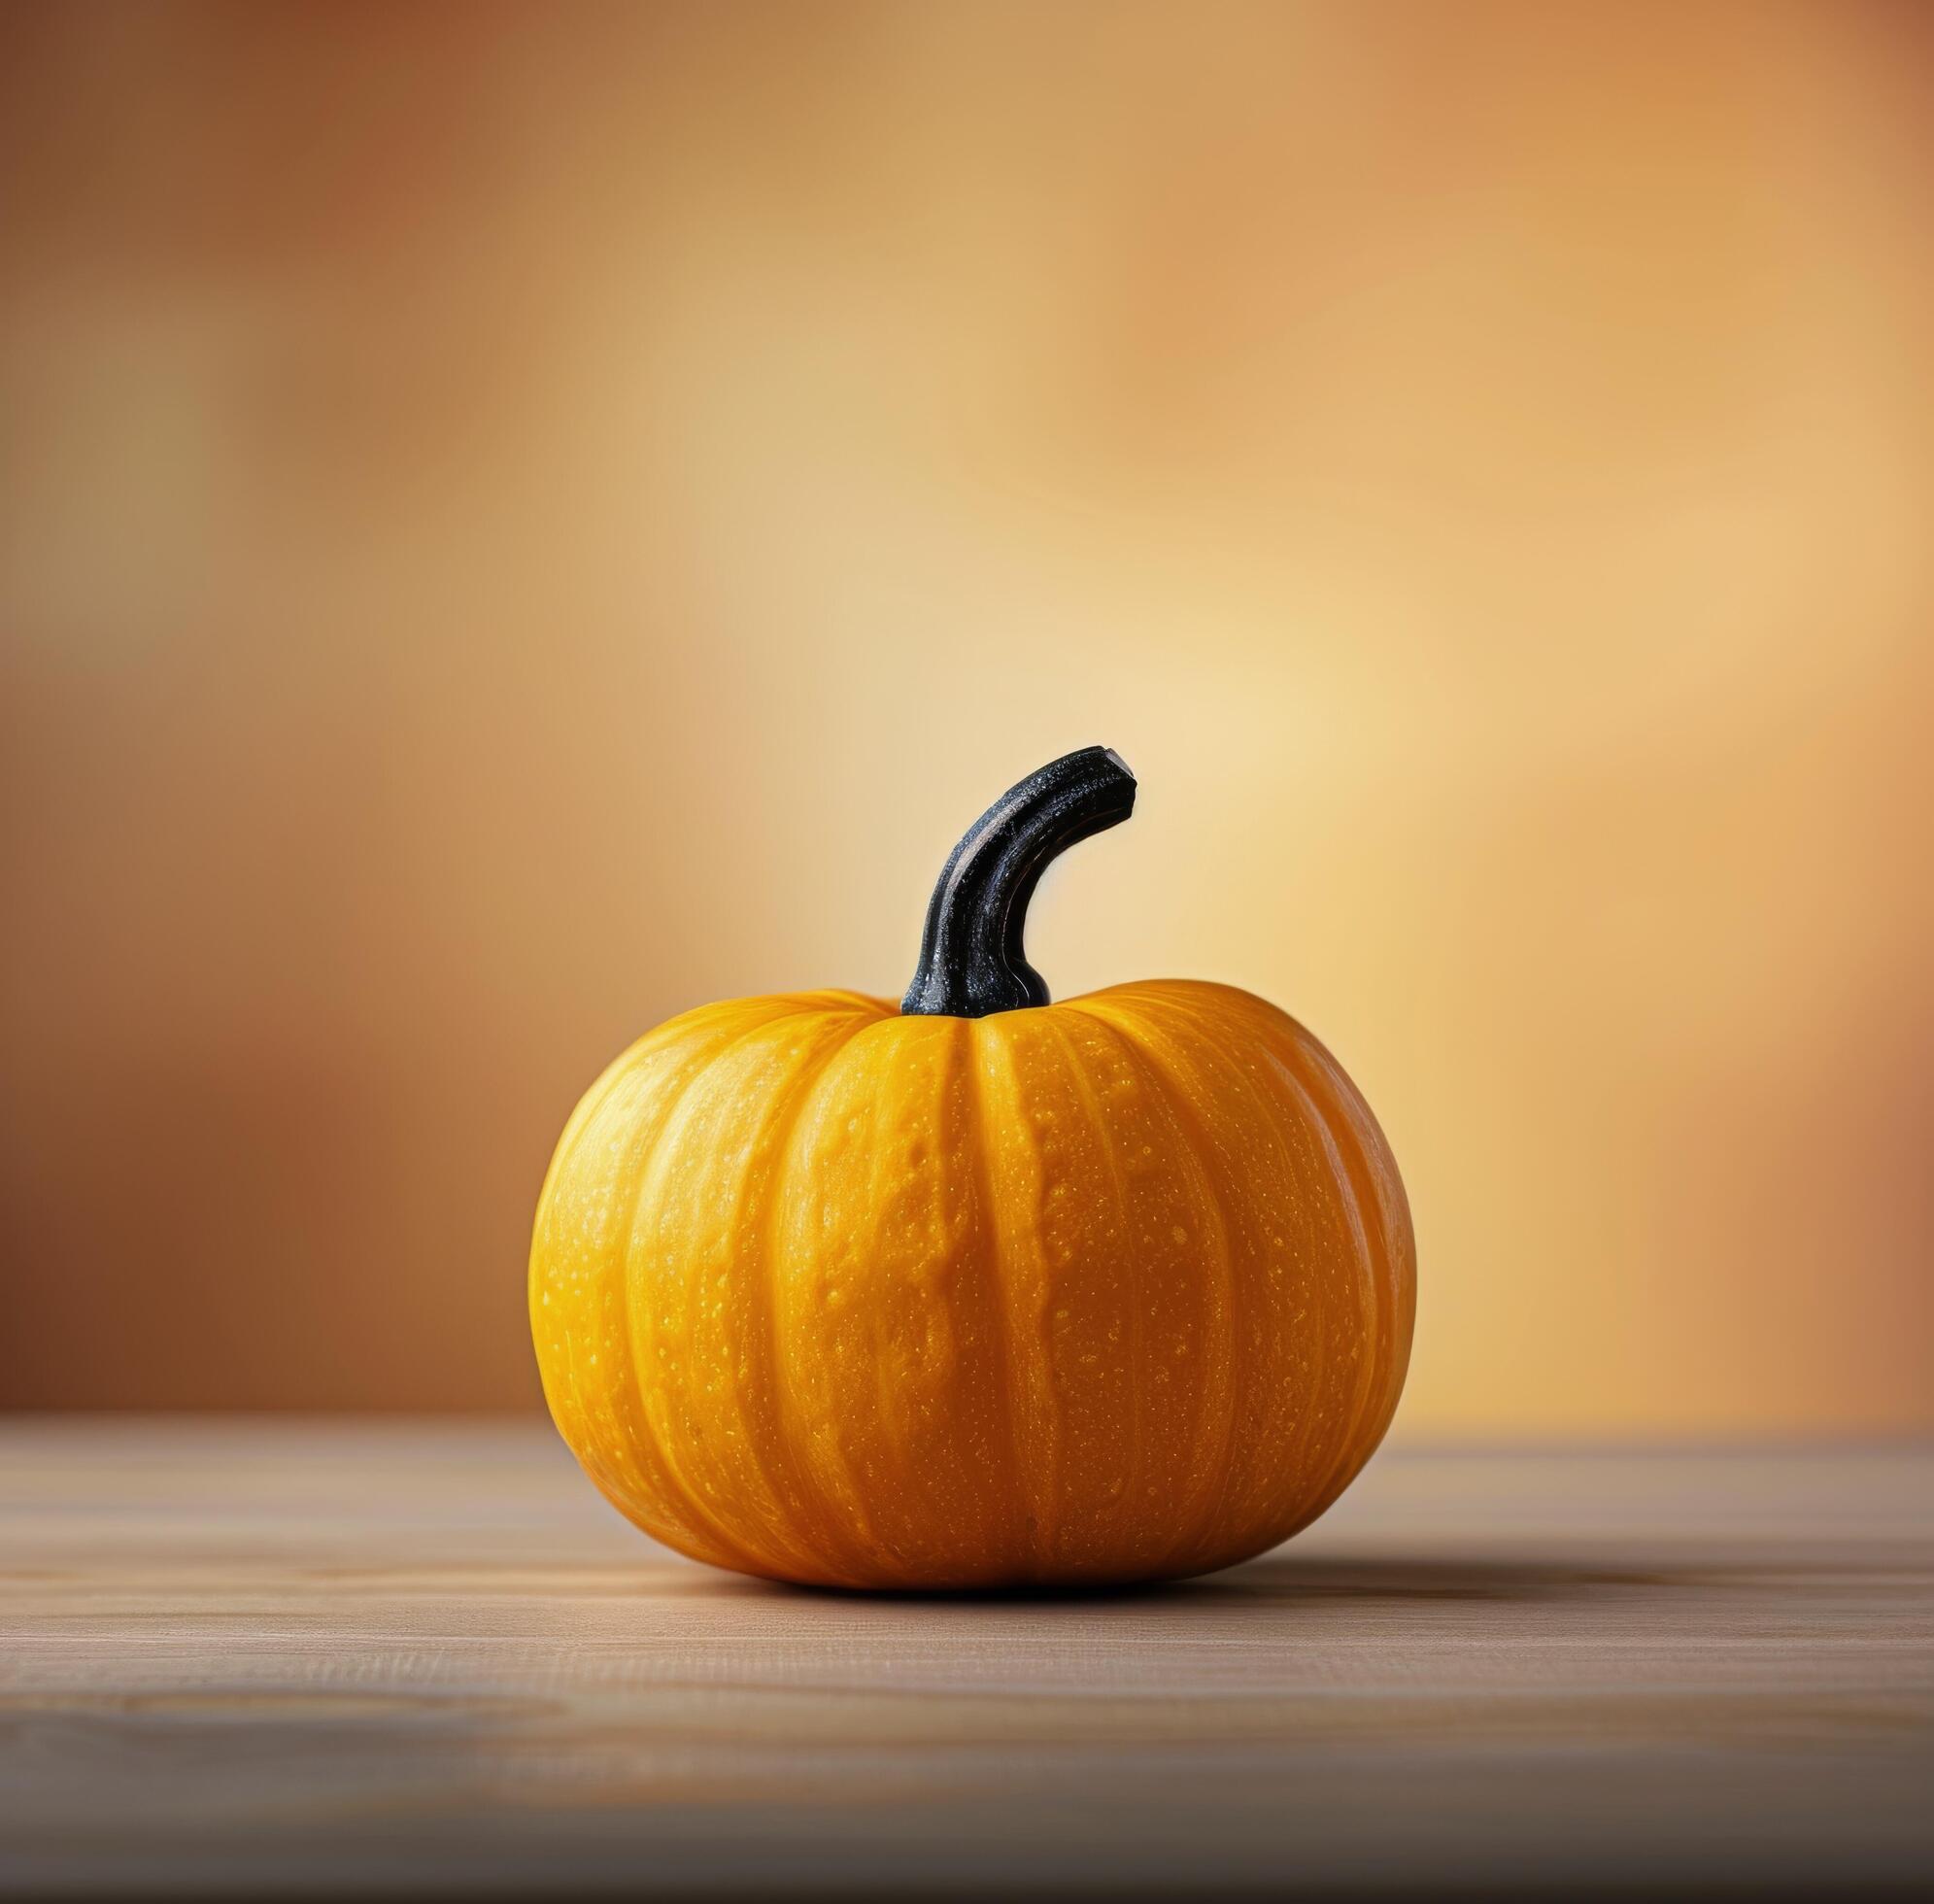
[1,1421,1929,1894]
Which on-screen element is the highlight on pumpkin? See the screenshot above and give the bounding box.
[529,754,1414,1590]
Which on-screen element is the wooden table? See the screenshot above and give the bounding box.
[3,1421,1929,1896]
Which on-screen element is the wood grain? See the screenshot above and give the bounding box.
[2,1422,1929,1895]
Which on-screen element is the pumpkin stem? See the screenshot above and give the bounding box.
[900,746,1137,1018]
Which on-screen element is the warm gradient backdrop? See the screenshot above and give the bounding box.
[4,1,1930,1435]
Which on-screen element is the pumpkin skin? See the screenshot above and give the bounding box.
[530,976,1413,1590]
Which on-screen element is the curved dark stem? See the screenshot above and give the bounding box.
[900,747,1137,1018]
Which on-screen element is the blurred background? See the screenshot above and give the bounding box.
[2,0,1929,1438]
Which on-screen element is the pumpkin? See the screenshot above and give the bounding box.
[530,748,1413,1589]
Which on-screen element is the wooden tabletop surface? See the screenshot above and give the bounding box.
[2,1420,1929,1897]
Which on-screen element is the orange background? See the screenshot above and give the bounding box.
[4,1,1930,1435]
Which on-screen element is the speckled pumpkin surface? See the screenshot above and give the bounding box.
[530,752,1413,1589]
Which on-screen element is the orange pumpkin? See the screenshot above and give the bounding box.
[530,749,1413,1588]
